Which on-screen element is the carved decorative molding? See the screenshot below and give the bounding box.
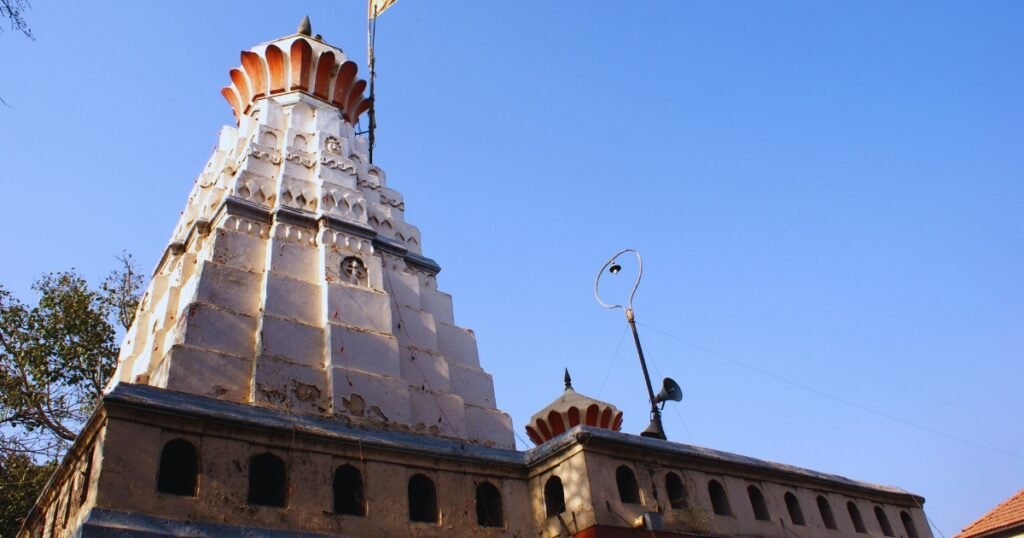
[285,150,317,169]
[357,177,381,191]
[246,144,282,165]
[378,192,405,210]
[320,156,357,174]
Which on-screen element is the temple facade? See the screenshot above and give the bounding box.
[18,19,932,538]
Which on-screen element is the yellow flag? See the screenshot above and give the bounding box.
[369,0,398,19]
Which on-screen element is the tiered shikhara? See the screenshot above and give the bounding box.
[109,18,515,448]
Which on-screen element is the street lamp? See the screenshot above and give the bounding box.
[594,249,681,440]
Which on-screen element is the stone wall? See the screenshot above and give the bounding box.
[556,433,932,538]
[92,395,531,537]
[20,387,932,538]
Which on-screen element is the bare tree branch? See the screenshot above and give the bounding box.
[0,0,33,39]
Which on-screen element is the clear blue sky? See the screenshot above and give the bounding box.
[2,2,1021,535]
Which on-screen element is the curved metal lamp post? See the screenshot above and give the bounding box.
[594,249,667,440]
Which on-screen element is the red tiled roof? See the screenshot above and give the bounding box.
[957,489,1024,538]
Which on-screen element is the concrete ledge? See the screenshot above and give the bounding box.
[78,508,337,537]
[101,385,925,504]
[525,427,923,503]
[104,384,523,467]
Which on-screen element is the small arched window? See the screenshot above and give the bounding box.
[708,480,732,516]
[875,506,894,537]
[666,472,688,509]
[544,476,566,518]
[817,495,837,530]
[785,492,806,526]
[615,465,641,504]
[901,510,920,538]
[333,464,365,516]
[475,482,504,528]
[848,501,867,534]
[342,256,368,287]
[157,439,198,496]
[248,452,287,507]
[747,485,770,521]
[408,474,438,523]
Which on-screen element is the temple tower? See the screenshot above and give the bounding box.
[108,20,513,449]
[18,19,934,538]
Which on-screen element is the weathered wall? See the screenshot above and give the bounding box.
[573,444,931,538]
[90,406,531,537]
[19,419,106,538]
[527,447,596,537]
[20,391,932,538]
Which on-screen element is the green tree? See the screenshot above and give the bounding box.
[0,254,142,534]
[0,451,55,538]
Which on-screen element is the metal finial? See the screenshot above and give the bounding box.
[298,16,312,36]
[564,369,573,390]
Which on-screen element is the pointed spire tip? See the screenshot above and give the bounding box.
[564,368,573,390]
[298,15,312,36]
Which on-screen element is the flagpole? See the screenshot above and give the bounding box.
[367,2,378,164]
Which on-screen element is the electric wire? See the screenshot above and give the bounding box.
[513,430,531,450]
[637,321,1024,462]
[596,327,628,398]
[912,494,947,538]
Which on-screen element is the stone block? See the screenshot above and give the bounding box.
[326,283,391,333]
[197,436,250,508]
[267,238,320,283]
[436,322,480,368]
[420,287,455,326]
[395,305,439,353]
[465,404,516,449]
[174,303,257,359]
[95,420,162,509]
[175,252,201,287]
[263,273,322,325]
[382,268,421,310]
[282,159,315,185]
[209,228,267,273]
[287,450,333,516]
[260,316,324,368]
[175,272,201,317]
[409,387,467,439]
[447,362,496,408]
[329,324,400,377]
[148,273,170,300]
[192,262,262,316]
[399,347,451,393]
[237,152,279,179]
[318,168,357,192]
[332,368,411,425]
[253,356,329,414]
[162,344,254,402]
[149,289,174,331]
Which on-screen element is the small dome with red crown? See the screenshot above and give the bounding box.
[525,370,622,445]
[220,16,372,125]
